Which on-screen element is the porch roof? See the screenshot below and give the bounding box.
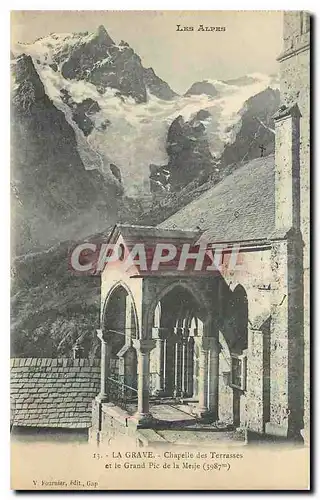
[107,223,201,244]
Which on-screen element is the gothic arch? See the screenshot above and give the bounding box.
[219,282,249,354]
[101,281,140,341]
[147,281,210,399]
[146,280,210,333]
[231,284,248,352]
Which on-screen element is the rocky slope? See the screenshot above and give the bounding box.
[11,54,124,255]
[219,87,279,168]
[11,239,102,358]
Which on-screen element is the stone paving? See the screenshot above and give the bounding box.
[140,402,245,446]
[153,428,244,446]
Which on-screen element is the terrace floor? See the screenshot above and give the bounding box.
[121,398,246,446]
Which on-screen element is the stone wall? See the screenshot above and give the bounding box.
[278,11,310,442]
[218,245,273,431]
[90,400,142,446]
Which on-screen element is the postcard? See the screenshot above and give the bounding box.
[10,10,310,490]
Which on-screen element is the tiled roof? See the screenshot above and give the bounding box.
[10,358,100,429]
[159,155,275,244]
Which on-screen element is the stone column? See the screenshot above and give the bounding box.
[133,339,156,426]
[117,295,135,396]
[173,327,183,398]
[95,329,111,403]
[151,327,168,395]
[162,337,168,394]
[196,337,220,418]
[196,338,209,416]
[181,328,190,397]
[207,337,220,421]
[125,294,134,343]
[187,336,195,397]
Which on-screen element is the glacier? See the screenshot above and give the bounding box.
[13,33,279,196]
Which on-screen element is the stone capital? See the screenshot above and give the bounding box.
[133,339,156,354]
[96,329,107,343]
[198,336,221,353]
[152,327,169,339]
[182,327,190,338]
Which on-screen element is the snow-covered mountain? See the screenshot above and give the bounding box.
[12,26,279,198]
[11,25,281,357]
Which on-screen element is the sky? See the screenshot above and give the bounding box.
[11,10,283,94]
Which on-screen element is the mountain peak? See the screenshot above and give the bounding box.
[95,25,114,45]
[184,80,218,98]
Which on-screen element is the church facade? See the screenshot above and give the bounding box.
[90,11,310,445]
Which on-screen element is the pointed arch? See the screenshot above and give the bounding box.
[146,281,210,332]
[232,284,248,352]
[101,281,140,340]
[219,282,249,353]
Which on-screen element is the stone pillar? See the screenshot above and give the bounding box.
[193,336,200,398]
[96,329,111,403]
[265,236,304,440]
[117,295,135,396]
[181,329,190,397]
[125,294,134,342]
[196,338,209,416]
[246,327,265,433]
[162,337,168,394]
[133,339,156,426]
[195,337,220,418]
[173,327,183,398]
[151,327,168,395]
[207,337,220,421]
[187,336,195,397]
